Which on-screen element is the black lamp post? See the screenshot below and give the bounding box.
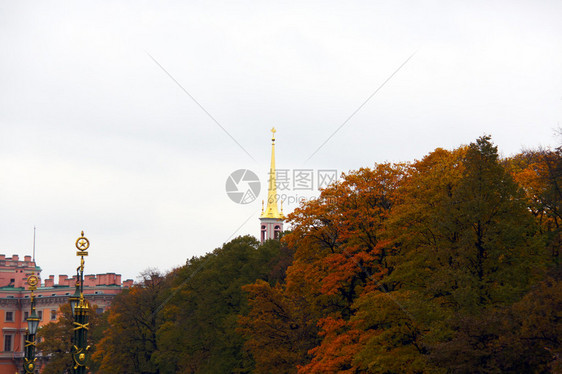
[23,273,40,374]
[70,231,90,374]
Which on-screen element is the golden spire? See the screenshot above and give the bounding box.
[261,127,283,219]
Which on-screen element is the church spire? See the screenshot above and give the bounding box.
[259,127,284,243]
[261,127,283,219]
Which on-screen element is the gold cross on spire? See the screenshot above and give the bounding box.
[271,127,276,141]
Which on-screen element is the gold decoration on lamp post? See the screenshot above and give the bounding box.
[71,231,90,374]
[23,273,39,374]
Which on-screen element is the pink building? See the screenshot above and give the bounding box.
[0,254,132,373]
[0,255,36,289]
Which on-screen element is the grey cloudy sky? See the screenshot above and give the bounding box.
[1,1,560,281]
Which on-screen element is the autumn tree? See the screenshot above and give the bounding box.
[298,165,408,373]
[353,137,546,372]
[506,147,562,263]
[238,279,319,374]
[241,164,407,373]
[92,269,168,374]
[351,147,466,373]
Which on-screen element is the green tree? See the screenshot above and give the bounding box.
[155,236,288,373]
[431,265,562,373]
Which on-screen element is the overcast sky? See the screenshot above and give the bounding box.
[1,1,560,281]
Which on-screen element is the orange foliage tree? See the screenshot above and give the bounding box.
[506,147,562,263]
[241,164,408,373]
[92,270,167,374]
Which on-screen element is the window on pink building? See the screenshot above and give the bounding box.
[5,311,13,322]
[261,226,266,242]
[4,335,12,352]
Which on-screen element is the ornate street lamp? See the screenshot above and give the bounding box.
[23,273,40,374]
[70,231,90,374]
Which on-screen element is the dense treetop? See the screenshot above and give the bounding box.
[39,136,562,373]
